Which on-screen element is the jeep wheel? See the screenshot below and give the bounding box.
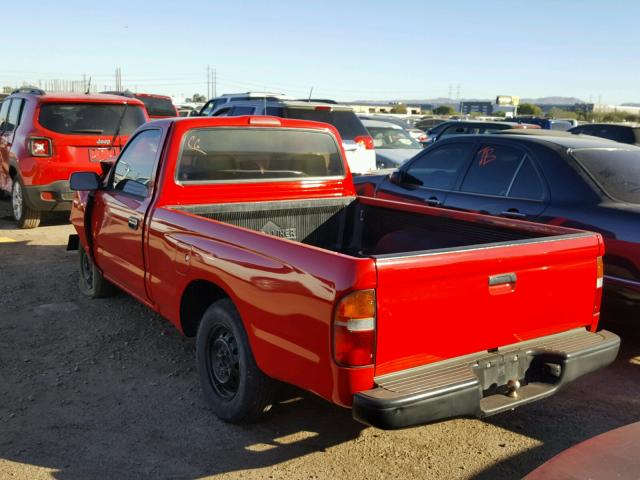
[12,179,40,229]
[196,299,276,423]
[78,247,116,298]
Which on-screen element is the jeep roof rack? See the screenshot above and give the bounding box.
[11,87,45,96]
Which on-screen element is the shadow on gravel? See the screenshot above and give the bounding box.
[0,196,70,228]
[0,240,366,479]
[473,301,640,480]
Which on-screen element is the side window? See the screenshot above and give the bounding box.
[212,107,232,117]
[112,129,162,197]
[508,158,545,200]
[404,143,474,190]
[5,99,25,134]
[0,100,10,132]
[460,144,525,196]
[199,101,216,116]
[230,106,255,116]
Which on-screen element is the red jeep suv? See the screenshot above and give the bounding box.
[0,88,148,228]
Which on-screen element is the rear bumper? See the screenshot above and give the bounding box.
[353,328,620,430]
[23,180,73,212]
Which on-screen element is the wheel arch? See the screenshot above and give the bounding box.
[179,279,232,337]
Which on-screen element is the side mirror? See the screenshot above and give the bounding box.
[389,170,403,185]
[70,172,101,191]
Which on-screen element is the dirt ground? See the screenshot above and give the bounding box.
[0,199,638,480]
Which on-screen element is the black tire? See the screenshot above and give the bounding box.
[78,247,116,298]
[11,178,40,229]
[196,299,276,423]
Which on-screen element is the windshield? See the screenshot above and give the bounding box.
[282,108,367,140]
[572,148,640,203]
[39,103,147,136]
[368,127,421,149]
[177,128,345,182]
[135,95,176,117]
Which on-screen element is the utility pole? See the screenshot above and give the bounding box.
[213,68,217,98]
[448,84,452,100]
[207,65,210,98]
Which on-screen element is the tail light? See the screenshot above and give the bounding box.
[314,106,332,111]
[594,256,604,315]
[333,290,376,367]
[354,135,374,150]
[28,137,53,157]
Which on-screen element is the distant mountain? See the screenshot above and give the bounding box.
[622,103,640,107]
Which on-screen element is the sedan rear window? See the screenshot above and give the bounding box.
[39,103,147,136]
[282,108,367,140]
[177,128,345,182]
[573,148,640,203]
[135,95,176,117]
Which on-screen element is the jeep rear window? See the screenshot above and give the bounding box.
[135,95,176,117]
[38,103,147,136]
[573,148,640,203]
[282,108,367,140]
[177,128,345,182]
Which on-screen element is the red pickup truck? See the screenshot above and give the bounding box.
[68,115,619,429]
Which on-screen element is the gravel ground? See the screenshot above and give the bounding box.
[0,199,639,480]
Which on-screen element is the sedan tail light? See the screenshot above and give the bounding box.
[354,135,374,150]
[28,137,53,157]
[333,289,376,367]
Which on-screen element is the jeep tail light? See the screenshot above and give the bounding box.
[29,138,52,157]
[354,135,374,150]
[314,106,332,111]
[333,289,376,367]
[594,256,604,315]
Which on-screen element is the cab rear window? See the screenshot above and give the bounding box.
[177,128,345,182]
[38,103,147,136]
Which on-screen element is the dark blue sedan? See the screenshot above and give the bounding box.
[354,134,640,302]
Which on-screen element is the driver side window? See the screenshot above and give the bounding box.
[112,129,162,197]
[405,143,474,190]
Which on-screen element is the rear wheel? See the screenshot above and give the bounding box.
[78,247,116,298]
[12,178,40,229]
[196,299,276,423]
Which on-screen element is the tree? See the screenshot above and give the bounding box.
[547,108,577,120]
[493,110,506,117]
[517,103,543,116]
[190,93,206,103]
[434,105,456,115]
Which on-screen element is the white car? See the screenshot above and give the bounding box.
[361,119,423,169]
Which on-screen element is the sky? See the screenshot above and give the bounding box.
[3,0,639,104]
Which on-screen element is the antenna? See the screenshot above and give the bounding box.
[308,87,314,102]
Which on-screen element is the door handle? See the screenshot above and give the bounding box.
[500,209,526,219]
[128,216,140,230]
[425,197,441,206]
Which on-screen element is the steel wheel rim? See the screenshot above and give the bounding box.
[80,251,93,289]
[207,325,240,400]
[12,181,23,221]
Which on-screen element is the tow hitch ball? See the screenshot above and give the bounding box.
[506,379,521,398]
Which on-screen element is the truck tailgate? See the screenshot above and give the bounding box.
[373,233,602,376]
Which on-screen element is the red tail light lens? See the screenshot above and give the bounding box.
[333,290,376,367]
[29,138,52,157]
[594,256,604,314]
[354,135,374,150]
[314,106,333,111]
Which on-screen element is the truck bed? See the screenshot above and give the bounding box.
[170,196,561,258]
